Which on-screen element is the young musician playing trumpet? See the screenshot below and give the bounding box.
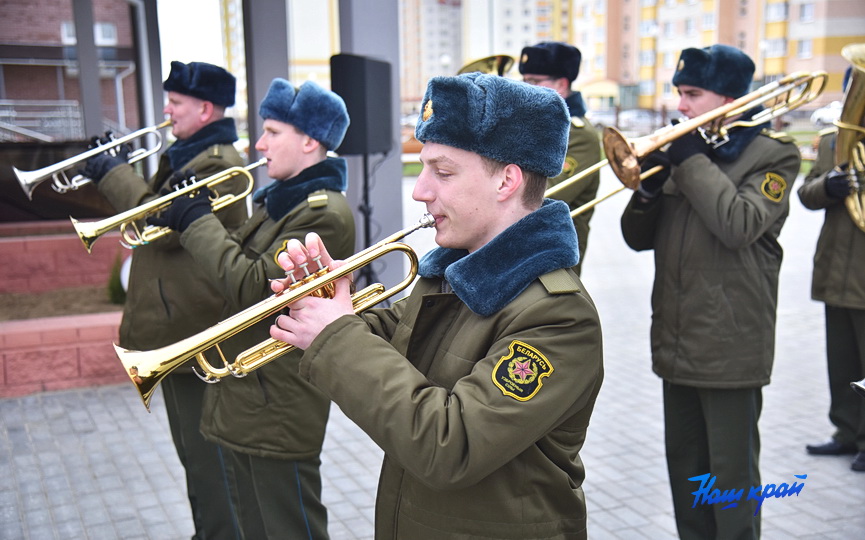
[150,78,355,539]
[267,73,604,539]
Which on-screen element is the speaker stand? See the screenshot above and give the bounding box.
[357,152,377,288]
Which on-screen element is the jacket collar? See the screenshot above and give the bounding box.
[418,199,579,316]
[711,105,770,162]
[252,157,347,220]
[165,118,238,170]
[565,92,588,118]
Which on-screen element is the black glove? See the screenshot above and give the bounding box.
[159,168,197,195]
[825,165,852,199]
[667,131,712,166]
[147,188,213,232]
[637,151,672,197]
[81,151,126,183]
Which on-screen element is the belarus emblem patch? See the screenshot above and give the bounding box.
[761,173,787,203]
[492,340,554,401]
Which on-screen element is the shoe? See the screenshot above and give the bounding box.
[853,452,865,472]
[805,439,857,455]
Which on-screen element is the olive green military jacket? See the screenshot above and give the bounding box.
[797,131,865,310]
[97,141,246,351]
[298,202,604,539]
[621,129,801,388]
[181,177,356,460]
[547,117,602,274]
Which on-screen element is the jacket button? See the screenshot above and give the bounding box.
[425,299,435,308]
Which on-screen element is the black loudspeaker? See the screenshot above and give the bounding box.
[330,54,393,155]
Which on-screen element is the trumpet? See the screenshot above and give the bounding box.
[13,120,172,200]
[545,70,828,212]
[71,158,266,253]
[115,213,436,411]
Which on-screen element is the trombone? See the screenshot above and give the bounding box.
[545,70,828,214]
[115,213,436,411]
[13,120,172,200]
[457,55,515,76]
[71,158,266,253]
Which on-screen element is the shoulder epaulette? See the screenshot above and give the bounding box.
[818,126,838,137]
[760,128,795,144]
[307,189,329,209]
[571,117,585,128]
[539,268,581,295]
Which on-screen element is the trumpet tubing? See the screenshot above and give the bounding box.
[115,214,436,410]
[71,158,265,253]
[13,120,172,200]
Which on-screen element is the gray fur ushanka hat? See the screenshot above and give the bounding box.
[672,44,755,99]
[414,73,569,178]
[259,79,350,151]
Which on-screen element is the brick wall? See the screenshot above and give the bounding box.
[0,312,126,398]
[0,221,129,397]
[0,220,128,293]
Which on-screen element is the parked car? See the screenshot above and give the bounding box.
[810,101,842,127]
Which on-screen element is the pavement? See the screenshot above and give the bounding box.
[2,170,865,539]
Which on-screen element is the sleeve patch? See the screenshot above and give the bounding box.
[761,173,787,203]
[492,340,554,401]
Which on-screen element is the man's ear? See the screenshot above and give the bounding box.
[200,100,215,122]
[301,134,322,154]
[497,163,524,202]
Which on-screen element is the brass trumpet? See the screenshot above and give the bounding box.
[71,158,265,253]
[115,213,436,411]
[546,70,828,214]
[13,120,172,200]
[457,55,515,76]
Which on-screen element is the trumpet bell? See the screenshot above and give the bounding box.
[457,55,515,76]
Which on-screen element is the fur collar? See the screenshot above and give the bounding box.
[418,199,579,316]
[566,91,588,118]
[251,157,347,220]
[166,118,238,170]
[712,105,770,162]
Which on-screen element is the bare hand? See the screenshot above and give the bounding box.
[269,233,354,349]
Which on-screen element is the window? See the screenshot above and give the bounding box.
[800,2,814,22]
[703,13,715,30]
[663,51,676,69]
[797,39,813,59]
[60,21,118,46]
[766,2,788,22]
[663,21,674,38]
[764,38,786,58]
[685,18,695,36]
[640,79,655,96]
[640,50,656,66]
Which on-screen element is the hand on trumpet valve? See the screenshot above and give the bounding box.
[825,163,852,200]
[87,131,114,149]
[160,168,197,195]
[638,151,672,198]
[81,148,128,184]
[269,233,354,350]
[146,187,213,232]
[667,130,712,166]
